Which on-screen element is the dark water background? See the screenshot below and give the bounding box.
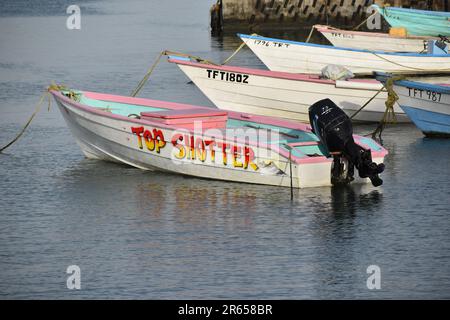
[0,0,449,299]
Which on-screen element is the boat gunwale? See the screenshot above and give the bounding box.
[315,24,436,41]
[393,80,450,94]
[372,4,450,18]
[51,90,388,163]
[168,57,380,86]
[50,90,335,164]
[238,33,450,57]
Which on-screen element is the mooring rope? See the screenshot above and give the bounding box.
[350,85,386,120]
[305,25,317,43]
[131,34,258,97]
[0,83,66,153]
[371,51,450,72]
[221,41,247,65]
[352,12,377,31]
[371,75,405,139]
[305,10,376,44]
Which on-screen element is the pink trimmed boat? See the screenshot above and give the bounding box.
[49,89,388,188]
[316,25,437,53]
[168,55,409,123]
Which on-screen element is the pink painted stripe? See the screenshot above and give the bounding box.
[83,90,313,132]
[168,58,381,86]
[288,141,319,147]
[50,90,388,164]
[140,108,227,119]
[84,91,202,111]
[169,58,335,84]
[50,90,315,164]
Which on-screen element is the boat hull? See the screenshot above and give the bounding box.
[171,58,409,123]
[52,91,386,188]
[373,5,450,37]
[393,82,450,137]
[240,34,450,75]
[316,25,431,53]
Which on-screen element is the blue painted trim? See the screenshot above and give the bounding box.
[238,33,449,57]
[168,55,191,62]
[400,105,450,136]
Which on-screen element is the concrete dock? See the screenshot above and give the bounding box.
[211,0,449,33]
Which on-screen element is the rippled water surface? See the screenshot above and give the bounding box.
[0,0,449,299]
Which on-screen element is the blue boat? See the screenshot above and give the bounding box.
[372,4,450,37]
[376,73,450,137]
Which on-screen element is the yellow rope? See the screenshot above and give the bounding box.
[372,51,450,72]
[305,25,317,43]
[131,35,258,97]
[221,33,258,65]
[221,41,247,65]
[350,85,386,119]
[305,11,376,43]
[0,83,67,153]
[352,12,377,31]
[371,75,405,139]
[131,51,164,97]
[130,50,221,97]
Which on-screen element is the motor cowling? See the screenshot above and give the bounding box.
[308,99,385,187]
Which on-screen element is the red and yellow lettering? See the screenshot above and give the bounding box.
[244,146,258,171]
[171,133,185,159]
[131,126,144,149]
[153,129,166,153]
[232,145,243,168]
[195,138,206,162]
[184,135,195,160]
[205,140,216,163]
[221,142,228,166]
[143,130,155,151]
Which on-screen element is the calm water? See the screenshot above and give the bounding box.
[0,0,449,299]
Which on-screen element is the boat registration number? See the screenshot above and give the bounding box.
[206,69,249,83]
[330,32,354,39]
[252,39,290,48]
[408,87,442,102]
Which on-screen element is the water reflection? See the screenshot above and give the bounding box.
[330,185,382,216]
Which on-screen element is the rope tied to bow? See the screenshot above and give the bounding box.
[130,34,258,97]
[0,83,67,153]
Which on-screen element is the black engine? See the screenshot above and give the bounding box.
[308,99,385,187]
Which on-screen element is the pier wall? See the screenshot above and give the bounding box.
[211,0,449,33]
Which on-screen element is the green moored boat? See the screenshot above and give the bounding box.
[372,4,450,37]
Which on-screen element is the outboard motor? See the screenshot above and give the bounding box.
[308,99,385,187]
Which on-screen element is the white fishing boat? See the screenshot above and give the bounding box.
[316,25,435,53]
[239,33,450,75]
[49,88,388,188]
[169,55,409,123]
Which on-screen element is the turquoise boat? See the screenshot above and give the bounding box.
[372,4,450,37]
